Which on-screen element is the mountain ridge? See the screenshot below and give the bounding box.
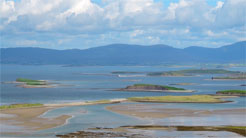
[1,41,245,65]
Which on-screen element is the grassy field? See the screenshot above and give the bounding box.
[0,103,43,110]
[132,84,185,90]
[127,95,226,103]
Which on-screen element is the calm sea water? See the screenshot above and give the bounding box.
[1,64,245,105]
[0,64,245,138]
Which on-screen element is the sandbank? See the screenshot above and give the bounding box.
[106,104,246,118]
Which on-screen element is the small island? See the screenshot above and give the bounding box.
[127,95,232,103]
[116,84,194,92]
[147,69,240,76]
[216,90,246,96]
[16,78,54,88]
[212,72,246,80]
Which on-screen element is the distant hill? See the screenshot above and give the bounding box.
[1,41,245,65]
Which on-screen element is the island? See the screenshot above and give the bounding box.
[115,84,194,92]
[16,78,54,88]
[147,69,240,76]
[212,72,246,80]
[126,95,232,103]
[216,90,246,96]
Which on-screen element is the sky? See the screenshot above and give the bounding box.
[0,0,245,49]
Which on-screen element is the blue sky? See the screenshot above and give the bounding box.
[0,0,245,49]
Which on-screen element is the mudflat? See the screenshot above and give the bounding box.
[0,106,71,132]
[106,104,246,118]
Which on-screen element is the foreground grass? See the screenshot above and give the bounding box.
[0,103,43,110]
[133,84,185,90]
[127,95,226,103]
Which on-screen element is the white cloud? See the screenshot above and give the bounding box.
[130,30,144,37]
[215,0,246,28]
[0,0,245,48]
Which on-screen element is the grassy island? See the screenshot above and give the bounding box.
[148,69,240,76]
[0,103,43,110]
[133,84,185,90]
[115,84,194,92]
[216,90,246,96]
[15,78,54,88]
[127,95,229,103]
[16,78,46,85]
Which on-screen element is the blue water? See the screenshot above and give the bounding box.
[0,64,246,137]
[1,65,245,104]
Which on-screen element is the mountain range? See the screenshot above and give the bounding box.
[1,41,245,65]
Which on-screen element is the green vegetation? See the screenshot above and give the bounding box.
[26,82,46,85]
[0,103,43,110]
[16,78,44,83]
[147,69,240,76]
[127,95,226,103]
[133,84,185,90]
[177,126,246,137]
[87,100,111,104]
[216,90,246,95]
[16,78,47,86]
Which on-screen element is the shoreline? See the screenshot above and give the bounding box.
[0,97,243,136]
[0,98,127,135]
